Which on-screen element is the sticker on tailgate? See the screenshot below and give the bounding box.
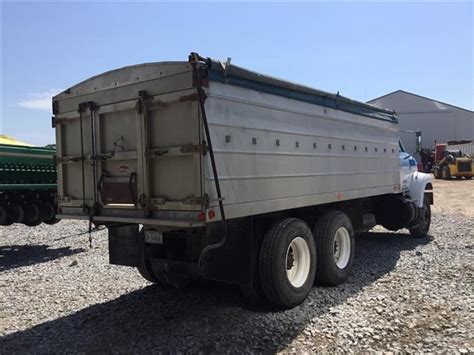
[117,165,130,174]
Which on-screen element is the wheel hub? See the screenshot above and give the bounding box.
[285,237,311,288]
[333,227,351,269]
[286,247,295,269]
[334,240,339,255]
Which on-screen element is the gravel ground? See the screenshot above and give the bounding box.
[1,211,473,352]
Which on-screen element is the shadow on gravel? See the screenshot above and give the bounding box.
[0,231,431,352]
[0,244,85,272]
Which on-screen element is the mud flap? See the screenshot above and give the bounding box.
[108,224,140,266]
[198,218,254,286]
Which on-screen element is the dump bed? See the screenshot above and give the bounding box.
[53,54,400,227]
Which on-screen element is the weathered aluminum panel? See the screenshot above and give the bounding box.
[203,82,400,220]
[54,62,195,114]
[54,62,204,224]
[55,56,400,226]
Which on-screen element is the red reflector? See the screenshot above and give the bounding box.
[198,212,206,222]
[208,210,216,219]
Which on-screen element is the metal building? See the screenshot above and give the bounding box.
[368,90,474,156]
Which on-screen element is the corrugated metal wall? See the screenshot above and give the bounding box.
[368,91,474,157]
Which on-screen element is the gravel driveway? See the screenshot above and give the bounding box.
[1,194,473,352]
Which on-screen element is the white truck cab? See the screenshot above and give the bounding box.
[399,141,433,208]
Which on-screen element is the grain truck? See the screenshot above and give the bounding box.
[52,53,433,308]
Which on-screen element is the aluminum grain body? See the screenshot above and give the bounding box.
[53,59,401,227]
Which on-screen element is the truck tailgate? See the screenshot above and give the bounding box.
[53,62,205,226]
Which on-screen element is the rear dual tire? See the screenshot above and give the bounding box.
[137,229,168,285]
[139,213,355,308]
[136,229,190,289]
[255,212,355,308]
[313,211,355,286]
[259,218,317,308]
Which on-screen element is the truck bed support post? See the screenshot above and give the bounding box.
[189,53,231,280]
[78,103,87,212]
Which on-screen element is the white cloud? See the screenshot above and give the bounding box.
[18,89,62,111]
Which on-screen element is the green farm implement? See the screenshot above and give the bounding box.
[0,143,58,226]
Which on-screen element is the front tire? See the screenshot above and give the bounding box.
[313,211,355,286]
[259,218,316,308]
[409,196,431,238]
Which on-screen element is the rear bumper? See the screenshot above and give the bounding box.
[108,219,254,286]
[57,207,205,228]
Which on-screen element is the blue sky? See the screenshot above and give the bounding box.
[1,1,473,146]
